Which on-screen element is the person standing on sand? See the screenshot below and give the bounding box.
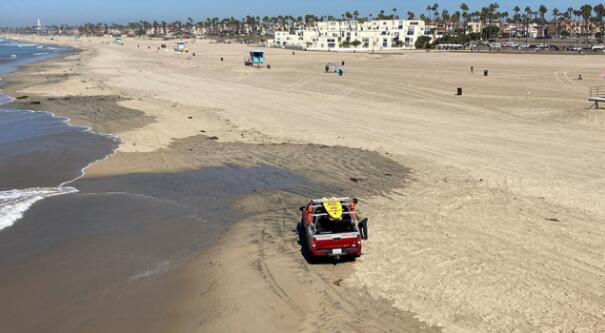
[351,198,368,240]
[471,66,474,74]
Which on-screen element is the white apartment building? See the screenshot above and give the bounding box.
[270,19,431,51]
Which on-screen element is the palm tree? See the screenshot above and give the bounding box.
[392,8,398,19]
[523,7,532,41]
[580,4,593,47]
[488,2,500,26]
[432,3,440,22]
[442,9,450,27]
[552,8,560,38]
[460,3,469,35]
[407,11,415,20]
[538,5,548,24]
[185,17,194,34]
[426,5,433,21]
[566,6,575,36]
[152,20,159,36]
[452,11,461,30]
[513,6,521,23]
[594,4,605,41]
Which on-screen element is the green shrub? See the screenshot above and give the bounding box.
[415,36,433,49]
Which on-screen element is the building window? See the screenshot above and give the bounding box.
[407,28,415,36]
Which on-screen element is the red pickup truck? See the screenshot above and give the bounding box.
[299,197,365,260]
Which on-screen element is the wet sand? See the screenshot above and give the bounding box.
[2,34,604,332]
[0,52,426,332]
[0,129,116,190]
[0,165,309,333]
[0,136,419,332]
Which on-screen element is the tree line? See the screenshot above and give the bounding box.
[3,3,604,40]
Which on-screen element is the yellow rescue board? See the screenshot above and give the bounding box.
[323,199,343,220]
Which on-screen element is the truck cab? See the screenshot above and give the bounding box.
[299,197,362,259]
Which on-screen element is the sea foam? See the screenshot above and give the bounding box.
[0,187,78,231]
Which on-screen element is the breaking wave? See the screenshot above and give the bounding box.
[0,187,78,231]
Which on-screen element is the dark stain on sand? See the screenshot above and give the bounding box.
[0,54,414,333]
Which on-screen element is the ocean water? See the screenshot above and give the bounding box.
[0,38,68,74]
[0,39,118,231]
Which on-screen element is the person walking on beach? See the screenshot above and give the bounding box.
[470,66,474,74]
[351,198,368,240]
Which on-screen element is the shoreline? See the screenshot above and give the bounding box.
[0,46,120,231]
[2,34,604,332]
[0,36,435,332]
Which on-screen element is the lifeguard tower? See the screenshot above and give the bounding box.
[245,50,265,67]
[74,35,80,42]
[176,41,187,52]
[114,35,122,45]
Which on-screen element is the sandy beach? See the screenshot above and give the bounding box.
[1,34,604,332]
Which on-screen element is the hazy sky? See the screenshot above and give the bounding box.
[0,0,595,26]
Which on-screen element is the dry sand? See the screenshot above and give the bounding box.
[4,35,605,332]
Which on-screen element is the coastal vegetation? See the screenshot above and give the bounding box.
[2,3,604,46]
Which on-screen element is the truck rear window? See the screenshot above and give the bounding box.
[316,214,356,234]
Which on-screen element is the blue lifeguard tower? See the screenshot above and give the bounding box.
[176,41,186,52]
[246,50,265,67]
[74,35,80,42]
[114,36,122,45]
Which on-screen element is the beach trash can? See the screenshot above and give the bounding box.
[457,87,463,96]
[484,70,489,77]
